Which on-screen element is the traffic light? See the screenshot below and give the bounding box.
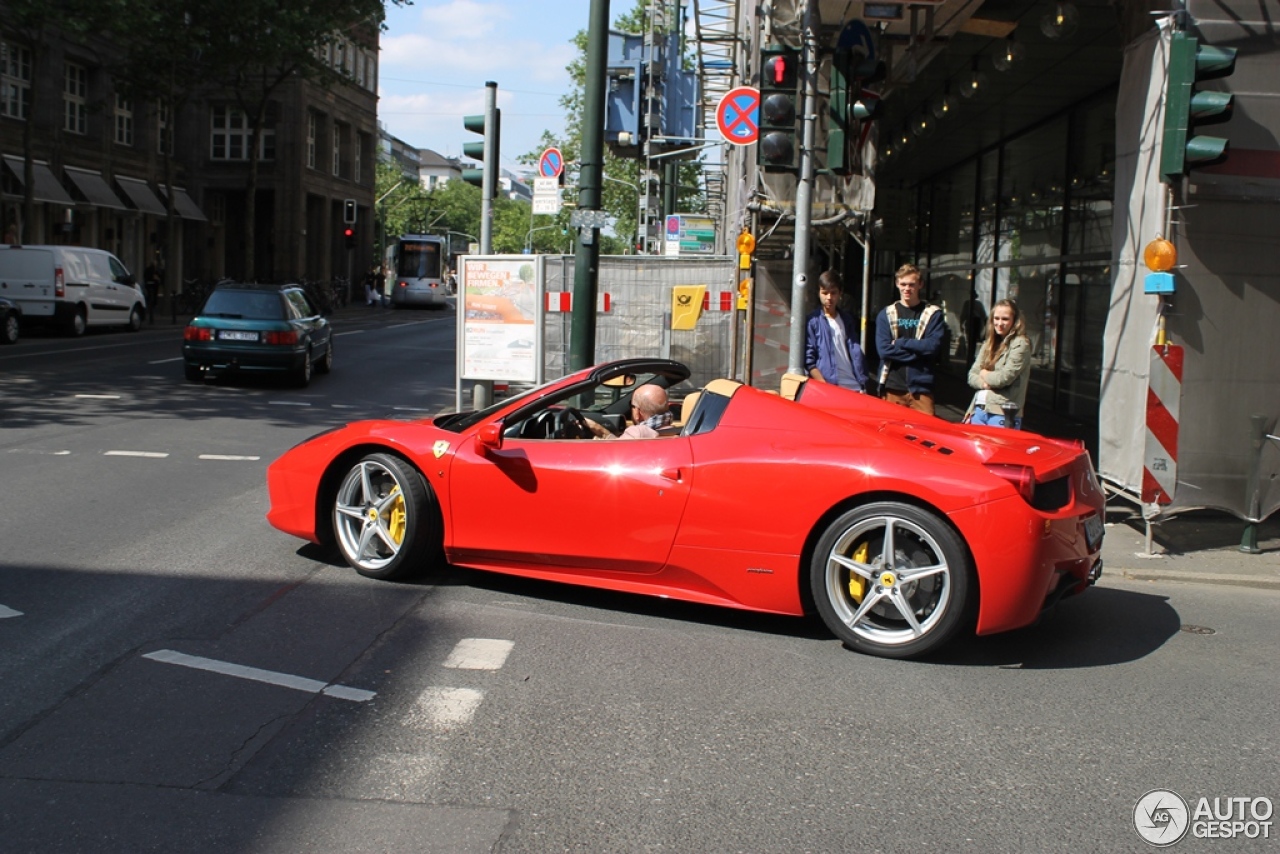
[757,46,800,172]
[343,226,355,249]
[828,51,885,174]
[1160,31,1236,180]
[342,198,357,225]
[462,104,500,197]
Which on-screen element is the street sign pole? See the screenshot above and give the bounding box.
[788,2,817,375]
[570,0,609,373]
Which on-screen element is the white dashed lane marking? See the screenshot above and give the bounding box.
[443,638,515,670]
[7,449,70,456]
[74,394,121,400]
[198,454,261,461]
[0,604,23,619]
[143,649,376,703]
[104,450,169,458]
[408,687,485,731]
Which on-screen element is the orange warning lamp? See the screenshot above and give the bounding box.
[736,231,756,255]
[1143,236,1177,272]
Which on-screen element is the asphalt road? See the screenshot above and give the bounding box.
[1,306,1276,853]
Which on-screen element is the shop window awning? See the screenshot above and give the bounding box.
[115,176,167,216]
[3,155,75,205]
[158,185,208,222]
[65,166,128,210]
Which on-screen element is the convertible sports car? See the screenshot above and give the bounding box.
[266,358,1104,659]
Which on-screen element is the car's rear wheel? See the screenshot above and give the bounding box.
[316,338,333,374]
[67,306,87,337]
[1,311,18,345]
[295,347,312,387]
[333,453,443,581]
[810,501,973,659]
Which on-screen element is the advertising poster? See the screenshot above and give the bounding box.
[459,257,541,382]
[663,214,717,256]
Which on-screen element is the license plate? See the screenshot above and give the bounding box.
[1084,515,1104,551]
[219,330,259,341]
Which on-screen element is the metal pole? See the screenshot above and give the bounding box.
[786,1,818,375]
[570,0,609,372]
[479,81,498,255]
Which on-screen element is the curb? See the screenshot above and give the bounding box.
[1115,569,1280,591]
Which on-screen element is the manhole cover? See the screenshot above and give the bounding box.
[1179,624,1216,635]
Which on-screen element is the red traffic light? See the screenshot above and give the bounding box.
[343,227,354,238]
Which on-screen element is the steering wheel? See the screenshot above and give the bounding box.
[551,407,592,439]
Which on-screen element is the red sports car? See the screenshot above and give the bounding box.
[266,358,1104,659]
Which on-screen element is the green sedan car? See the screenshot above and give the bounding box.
[182,283,333,386]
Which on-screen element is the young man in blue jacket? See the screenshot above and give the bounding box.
[875,263,945,416]
[804,270,868,392]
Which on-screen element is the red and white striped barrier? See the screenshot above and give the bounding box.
[1142,344,1182,505]
[544,292,611,313]
[701,291,736,311]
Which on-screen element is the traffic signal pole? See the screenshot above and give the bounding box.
[479,81,498,254]
[786,1,818,375]
[569,0,609,372]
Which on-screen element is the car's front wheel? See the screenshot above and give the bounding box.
[127,304,143,331]
[810,501,973,659]
[332,453,443,581]
[1,311,18,345]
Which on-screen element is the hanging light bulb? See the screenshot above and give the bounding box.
[961,57,987,98]
[911,111,935,137]
[1040,2,1080,40]
[930,83,955,119]
[992,35,1025,72]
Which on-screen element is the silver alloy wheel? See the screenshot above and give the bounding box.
[128,305,143,331]
[334,458,410,573]
[2,312,17,344]
[822,512,953,648]
[71,308,87,336]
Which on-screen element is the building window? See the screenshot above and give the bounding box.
[354,134,363,183]
[365,55,376,92]
[307,112,317,169]
[64,62,88,134]
[332,126,341,176]
[157,100,170,155]
[210,105,274,161]
[1,41,32,120]
[114,94,133,146]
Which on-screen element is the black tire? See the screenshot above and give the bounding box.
[68,307,87,337]
[127,304,143,332]
[296,347,312,387]
[1,311,18,345]
[810,501,974,659]
[184,364,203,382]
[332,453,444,581]
[316,338,333,374]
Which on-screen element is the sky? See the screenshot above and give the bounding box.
[378,0,594,176]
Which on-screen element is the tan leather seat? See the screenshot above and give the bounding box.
[672,391,701,428]
[780,372,808,401]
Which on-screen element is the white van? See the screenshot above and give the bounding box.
[0,245,146,336]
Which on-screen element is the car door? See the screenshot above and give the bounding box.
[285,289,329,352]
[447,430,694,575]
[107,254,140,312]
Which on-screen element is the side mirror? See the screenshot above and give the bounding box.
[477,423,503,452]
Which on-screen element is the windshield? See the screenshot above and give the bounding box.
[397,242,442,279]
[434,384,543,432]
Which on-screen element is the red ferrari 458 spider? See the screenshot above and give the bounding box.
[267,358,1104,659]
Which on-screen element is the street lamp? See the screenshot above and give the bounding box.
[602,174,640,253]
[524,224,558,253]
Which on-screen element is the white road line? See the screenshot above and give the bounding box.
[75,394,121,400]
[407,686,484,730]
[198,454,262,461]
[0,605,23,619]
[8,449,71,456]
[336,329,366,336]
[392,406,433,412]
[143,649,376,703]
[443,638,514,670]
[104,450,169,458]
[269,401,311,406]
[149,357,184,364]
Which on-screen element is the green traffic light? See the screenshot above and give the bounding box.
[1160,32,1237,180]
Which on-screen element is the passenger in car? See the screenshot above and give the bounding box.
[588,384,672,439]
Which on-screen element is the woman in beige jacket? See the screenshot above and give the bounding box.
[966,299,1031,428]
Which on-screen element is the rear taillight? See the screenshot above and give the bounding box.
[54,266,64,298]
[264,330,298,345]
[183,325,212,342]
[987,463,1036,502]
[397,280,407,288]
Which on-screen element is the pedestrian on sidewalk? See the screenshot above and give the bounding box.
[804,270,868,392]
[964,298,1030,428]
[875,263,946,415]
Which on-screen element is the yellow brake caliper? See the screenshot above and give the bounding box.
[386,485,406,545]
[848,541,870,603]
